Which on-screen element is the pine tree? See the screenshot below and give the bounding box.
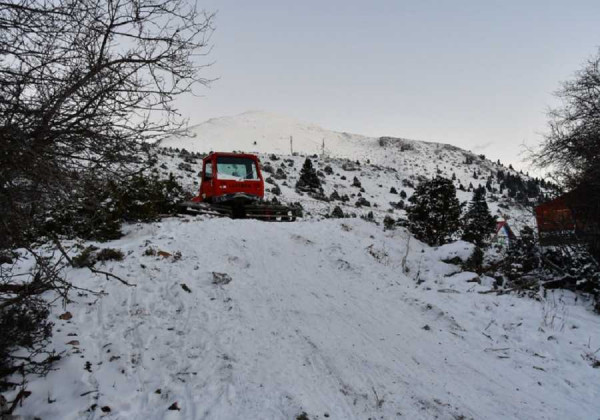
[296,158,323,195]
[407,177,461,246]
[461,187,496,247]
[464,246,485,273]
[504,227,539,281]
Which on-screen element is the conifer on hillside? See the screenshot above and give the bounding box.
[296,158,323,195]
[407,177,461,246]
[504,226,540,280]
[461,187,496,247]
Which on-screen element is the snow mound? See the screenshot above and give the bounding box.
[11,217,600,419]
[433,240,476,262]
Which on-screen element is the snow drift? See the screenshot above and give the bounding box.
[11,217,600,419]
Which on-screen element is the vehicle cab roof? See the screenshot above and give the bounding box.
[205,151,259,160]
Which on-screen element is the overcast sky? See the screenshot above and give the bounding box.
[178,0,600,171]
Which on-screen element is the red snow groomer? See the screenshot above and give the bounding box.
[181,152,301,221]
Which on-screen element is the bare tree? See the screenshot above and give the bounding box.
[532,49,600,191]
[532,48,600,261]
[524,49,600,311]
[0,0,214,247]
[0,0,214,408]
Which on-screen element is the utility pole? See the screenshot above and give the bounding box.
[290,135,293,155]
[321,138,325,157]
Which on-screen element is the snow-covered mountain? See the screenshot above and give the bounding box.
[162,110,371,158]
[161,110,493,171]
[158,111,540,230]
[7,111,582,420]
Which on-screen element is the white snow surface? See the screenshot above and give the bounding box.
[161,110,496,173]
[162,110,372,158]
[10,217,600,419]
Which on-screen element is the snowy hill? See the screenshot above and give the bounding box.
[158,111,542,230]
[155,151,536,233]
[10,217,600,419]
[162,110,374,158]
[161,110,501,172]
[5,112,576,420]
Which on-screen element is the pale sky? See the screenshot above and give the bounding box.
[178,0,600,172]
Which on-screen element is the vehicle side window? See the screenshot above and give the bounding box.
[204,160,213,179]
[245,161,258,179]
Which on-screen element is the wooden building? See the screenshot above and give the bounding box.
[535,187,599,250]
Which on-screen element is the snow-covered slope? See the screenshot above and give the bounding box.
[5,112,571,419]
[161,110,500,174]
[10,218,600,419]
[156,148,535,232]
[162,110,373,158]
[159,110,541,229]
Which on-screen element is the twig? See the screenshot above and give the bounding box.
[88,266,135,286]
[372,387,384,408]
[52,236,135,287]
[478,285,536,295]
[7,388,30,415]
[79,390,98,397]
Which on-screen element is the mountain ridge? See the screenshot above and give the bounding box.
[160,110,484,167]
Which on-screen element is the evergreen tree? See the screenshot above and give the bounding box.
[461,187,496,247]
[518,227,539,272]
[296,158,323,195]
[464,246,485,273]
[407,177,461,246]
[504,227,539,280]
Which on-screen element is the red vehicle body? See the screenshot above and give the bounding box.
[183,151,300,220]
[192,152,265,204]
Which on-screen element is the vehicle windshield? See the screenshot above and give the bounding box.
[216,156,259,180]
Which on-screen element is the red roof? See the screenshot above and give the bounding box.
[495,220,516,239]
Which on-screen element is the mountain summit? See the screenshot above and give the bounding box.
[162,110,375,158]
